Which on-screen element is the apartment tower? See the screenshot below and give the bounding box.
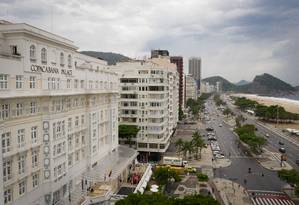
[188,57,201,91]
[112,57,179,161]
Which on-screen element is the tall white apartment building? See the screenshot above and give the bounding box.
[0,21,136,205]
[111,57,179,155]
[185,74,198,101]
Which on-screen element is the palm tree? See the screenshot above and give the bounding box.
[182,141,194,160]
[192,131,205,159]
[175,138,184,157]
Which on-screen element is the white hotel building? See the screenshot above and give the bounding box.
[0,21,137,205]
[111,57,179,158]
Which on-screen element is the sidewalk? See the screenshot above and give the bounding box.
[189,147,213,168]
[223,117,236,127]
[213,158,232,169]
[258,148,293,171]
[189,146,231,169]
[189,146,232,178]
[211,178,252,205]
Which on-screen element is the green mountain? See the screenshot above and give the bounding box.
[235,80,250,86]
[241,73,295,96]
[203,73,295,96]
[202,76,236,91]
[80,51,131,65]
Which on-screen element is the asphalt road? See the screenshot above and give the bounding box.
[223,96,299,170]
[246,118,299,170]
[204,100,287,191]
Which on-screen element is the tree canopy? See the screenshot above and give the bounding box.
[213,94,226,106]
[178,106,185,121]
[153,167,181,186]
[234,97,256,110]
[234,97,299,121]
[192,132,205,159]
[186,94,212,118]
[118,124,140,147]
[278,169,299,197]
[115,193,220,205]
[235,124,267,154]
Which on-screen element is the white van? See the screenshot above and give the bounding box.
[162,156,188,167]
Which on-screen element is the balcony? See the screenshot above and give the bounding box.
[119,113,138,118]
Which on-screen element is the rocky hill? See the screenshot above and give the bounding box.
[80,51,131,65]
[238,73,295,96]
[203,73,296,96]
[202,76,236,91]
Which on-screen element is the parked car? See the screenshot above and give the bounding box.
[215,154,225,159]
[279,141,284,145]
[265,133,270,138]
[219,124,223,127]
[279,147,286,153]
[206,127,214,131]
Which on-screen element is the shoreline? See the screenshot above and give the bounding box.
[232,93,299,114]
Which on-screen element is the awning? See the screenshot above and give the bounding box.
[83,145,138,182]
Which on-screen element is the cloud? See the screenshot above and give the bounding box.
[1,0,299,85]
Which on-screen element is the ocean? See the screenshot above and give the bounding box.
[286,95,299,101]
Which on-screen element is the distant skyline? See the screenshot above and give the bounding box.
[1,0,299,85]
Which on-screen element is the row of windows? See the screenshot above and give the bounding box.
[68,148,85,167]
[0,94,115,121]
[30,45,72,67]
[0,74,116,91]
[2,128,38,154]
[4,173,39,204]
[0,74,36,90]
[137,70,165,75]
[53,162,66,181]
[68,132,86,151]
[3,150,39,183]
[0,102,38,120]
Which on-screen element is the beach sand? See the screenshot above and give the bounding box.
[232,94,299,114]
[268,122,299,130]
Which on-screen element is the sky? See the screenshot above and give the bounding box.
[1,0,299,85]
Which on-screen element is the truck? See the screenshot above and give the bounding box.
[162,156,188,167]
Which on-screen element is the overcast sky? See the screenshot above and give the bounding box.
[1,0,299,85]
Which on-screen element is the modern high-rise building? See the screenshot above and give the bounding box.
[188,57,201,90]
[150,49,169,58]
[111,56,179,160]
[185,74,198,101]
[0,21,137,205]
[170,56,184,108]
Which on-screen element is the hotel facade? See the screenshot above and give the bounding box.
[111,57,179,157]
[0,21,137,205]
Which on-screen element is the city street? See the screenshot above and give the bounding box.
[204,100,287,191]
[224,96,299,170]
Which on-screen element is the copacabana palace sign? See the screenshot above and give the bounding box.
[31,64,72,76]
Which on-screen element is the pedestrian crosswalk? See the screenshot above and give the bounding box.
[248,190,295,205]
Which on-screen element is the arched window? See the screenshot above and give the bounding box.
[30,45,36,60]
[41,48,47,63]
[68,54,72,67]
[60,52,64,66]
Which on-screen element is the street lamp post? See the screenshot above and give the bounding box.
[276,106,279,128]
